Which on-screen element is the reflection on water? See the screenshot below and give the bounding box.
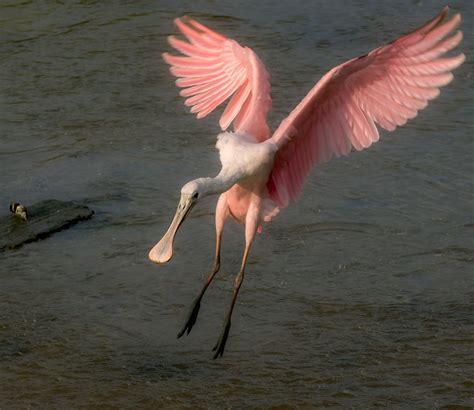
[1,0,473,407]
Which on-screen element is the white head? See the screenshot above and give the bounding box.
[148,177,212,264]
[180,178,205,199]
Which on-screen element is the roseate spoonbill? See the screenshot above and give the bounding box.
[149,7,464,358]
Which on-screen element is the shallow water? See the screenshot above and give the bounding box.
[1,0,473,407]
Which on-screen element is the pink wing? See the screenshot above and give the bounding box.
[268,7,465,207]
[163,17,272,141]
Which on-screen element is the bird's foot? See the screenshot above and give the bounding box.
[212,317,231,359]
[177,296,201,338]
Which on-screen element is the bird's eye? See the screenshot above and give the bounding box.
[193,192,199,199]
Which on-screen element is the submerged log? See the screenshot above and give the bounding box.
[0,199,94,251]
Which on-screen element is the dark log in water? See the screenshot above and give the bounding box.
[0,200,94,251]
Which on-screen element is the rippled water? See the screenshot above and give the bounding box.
[1,0,473,407]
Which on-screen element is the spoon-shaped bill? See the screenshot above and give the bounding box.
[149,195,194,264]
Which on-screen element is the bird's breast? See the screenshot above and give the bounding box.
[225,183,258,225]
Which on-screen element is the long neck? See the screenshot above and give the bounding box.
[196,169,242,197]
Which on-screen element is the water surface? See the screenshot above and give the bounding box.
[1,0,473,407]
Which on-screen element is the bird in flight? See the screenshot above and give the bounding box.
[149,7,464,358]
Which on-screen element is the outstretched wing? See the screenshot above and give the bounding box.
[163,17,272,141]
[267,7,464,207]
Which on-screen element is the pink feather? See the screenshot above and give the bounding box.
[163,17,272,142]
[268,7,464,207]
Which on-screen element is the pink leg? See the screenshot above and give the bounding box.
[177,194,229,338]
[212,197,260,359]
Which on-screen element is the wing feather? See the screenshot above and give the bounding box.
[268,7,464,207]
[164,17,272,141]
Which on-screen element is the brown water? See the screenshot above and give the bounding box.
[1,0,473,407]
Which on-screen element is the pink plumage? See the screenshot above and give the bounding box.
[163,8,464,209]
[153,7,464,358]
[163,17,272,141]
[267,7,464,207]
